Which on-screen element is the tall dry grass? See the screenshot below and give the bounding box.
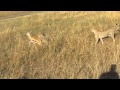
[1,11,120,79]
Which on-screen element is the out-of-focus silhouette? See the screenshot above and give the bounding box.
[99,64,119,79]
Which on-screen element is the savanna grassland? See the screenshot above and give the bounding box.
[1,11,120,79]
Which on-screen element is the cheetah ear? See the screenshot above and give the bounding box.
[28,31,32,34]
[26,31,31,35]
[41,35,45,39]
[38,34,45,39]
